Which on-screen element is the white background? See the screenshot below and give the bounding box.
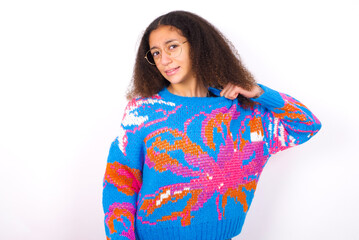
[1,0,358,239]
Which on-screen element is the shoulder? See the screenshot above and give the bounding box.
[121,92,172,123]
[126,91,177,110]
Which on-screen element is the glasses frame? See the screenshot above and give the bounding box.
[144,40,188,65]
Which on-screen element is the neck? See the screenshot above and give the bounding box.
[167,82,209,97]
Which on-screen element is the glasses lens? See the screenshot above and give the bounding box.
[145,41,184,65]
[145,50,155,65]
[165,41,182,58]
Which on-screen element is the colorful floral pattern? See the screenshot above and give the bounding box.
[102,85,321,240]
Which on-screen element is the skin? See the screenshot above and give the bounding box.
[149,25,263,99]
[220,82,263,100]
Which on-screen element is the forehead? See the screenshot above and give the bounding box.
[149,25,184,47]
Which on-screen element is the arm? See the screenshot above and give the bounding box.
[220,83,321,154]
[250,84,322,154]
[102,99,144,240]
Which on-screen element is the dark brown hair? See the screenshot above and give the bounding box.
[126,10,257,107]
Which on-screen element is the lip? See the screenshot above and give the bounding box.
[164,66,180,76]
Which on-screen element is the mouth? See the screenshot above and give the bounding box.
[164,66,180,76]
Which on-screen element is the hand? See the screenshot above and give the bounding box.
[220,83,263,100]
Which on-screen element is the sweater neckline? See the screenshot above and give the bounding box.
[158,86,230,106]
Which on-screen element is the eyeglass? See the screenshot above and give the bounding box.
[144,40,188,65]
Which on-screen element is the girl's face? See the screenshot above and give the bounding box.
[148,25,196,87]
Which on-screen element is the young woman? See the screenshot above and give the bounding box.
[102,10,321,240]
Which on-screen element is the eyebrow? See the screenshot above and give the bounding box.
[150,39,178,51]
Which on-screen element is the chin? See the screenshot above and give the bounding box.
[165,77,185,85]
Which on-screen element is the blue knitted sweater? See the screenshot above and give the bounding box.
[102,84,321,240]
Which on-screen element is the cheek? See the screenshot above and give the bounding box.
[184,51,193,69]
[183,56,193,71]
[159,67,166,73]
[155,65,166,76]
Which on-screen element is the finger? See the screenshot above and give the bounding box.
[228,92,238,100]
[220,83,231,96]
[221,83,239,99]
[227,84,239,99]
[222,84,238,99]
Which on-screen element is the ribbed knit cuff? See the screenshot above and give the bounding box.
[250,84,285,109]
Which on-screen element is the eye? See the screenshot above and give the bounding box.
[168,44,179,51]
[151,50,160,57]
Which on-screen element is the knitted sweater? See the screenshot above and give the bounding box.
[102,84,321,240]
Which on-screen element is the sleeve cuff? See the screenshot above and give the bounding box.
[250,84,285,109]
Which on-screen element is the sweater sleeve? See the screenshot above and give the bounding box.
[250,84,322,155]
[102,99,144,240]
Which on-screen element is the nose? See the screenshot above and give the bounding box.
[160,52,172,66]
